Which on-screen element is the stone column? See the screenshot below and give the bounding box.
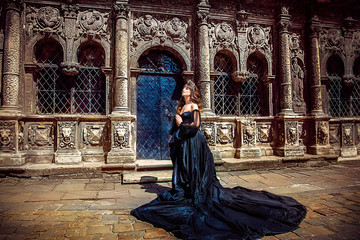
[112,1,130,114]
[278,7,294,116]
[309,16,324,116]
[1,0,22,112]
[197,0,212,115]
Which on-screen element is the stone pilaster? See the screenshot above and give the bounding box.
[235,120,262,158]
[197,0,212,115]
[55,121,81,164]
[278,7,294,115]
[1,0,22,112]
[112,1,130,114]
[309,16,324,116]
[60,4,79,76]
[235,8,250,82]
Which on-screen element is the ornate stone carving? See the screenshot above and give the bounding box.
[242,121,256,146]
[257,123,272,143]
[58,122,76,149]
[28,123,54,149]
[201,122,215,146]
[83,124,105,146]
[209,22,237,51]
[278,7,291,33]
[329,124,340,144]
[289,33,302,55]
[18,121,24,151]
[291,57,304,102]
[76,9,110,42]
[342,123,354,146]
[317,121,329,145]
[26,6,63,36]
[286,122,298,145]
[61,4,78,19]
[216,124,234,144]
[352,31,360,54]
[247,25,271,52]
[113,2,130,20]
[356,124,360,145]
[320,28,344,54]
[113,122,130,149]
[131,14,189,52]
[0,121,15,152]
[60,62,79,76]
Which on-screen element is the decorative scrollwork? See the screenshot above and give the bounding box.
[247,25,271,52]
[342,123,354,146]
[286,122,298,145]
[242,121,256,146]
[26,6,63,36]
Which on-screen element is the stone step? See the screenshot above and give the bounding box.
[122,170,173,184]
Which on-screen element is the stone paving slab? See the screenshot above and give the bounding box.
[0,162,360,239]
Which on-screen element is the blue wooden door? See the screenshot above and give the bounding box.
[136,51,182,159]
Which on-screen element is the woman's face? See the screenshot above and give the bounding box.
[182,85,191,97]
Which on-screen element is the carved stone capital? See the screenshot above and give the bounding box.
[6,0,22,12]
[309,15,321,38]
[113,2,130,20]
[61,4,78,19]
[197,2,210,26]
[60,62,79,76]
[343,74,354,86]
[278,7,291,33]
[232,70,249,82]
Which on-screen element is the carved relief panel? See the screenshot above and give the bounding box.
[216,124,234,145]
[0,121,16,152]
[317,121,329,145]
[241,121,256,147]
[320,28,344,54]
[27,123,55,150]
[286,121,298,146]
[257,122,272,144]
[112,121,130,149]
[342,123,354,146]
[131,14,190,52]
[76,9,111,43]
[26,6,63,37]
[209,21,237,53]
[201,122,216,146]
[57,121,77,150]
[329,124,340,144]
[247,24,272,55]
[356,123,360,146]
[81,123,106,148]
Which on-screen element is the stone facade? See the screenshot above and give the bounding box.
[0,0,360,167]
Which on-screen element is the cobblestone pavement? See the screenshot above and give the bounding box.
[0,161,360,240]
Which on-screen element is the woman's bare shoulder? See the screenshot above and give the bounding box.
[191,103,199,110]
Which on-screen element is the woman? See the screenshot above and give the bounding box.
[131,80,306,239]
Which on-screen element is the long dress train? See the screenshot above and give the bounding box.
[131,110,306,240]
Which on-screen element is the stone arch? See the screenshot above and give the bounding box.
[321,52,345,77]
[211,49,238,72]
[26,35,65,64]
[246,51,268,81]
[130,42,191,71]
[76,40,106,67]
[211,48,239,72]
[74,37,111,67]
[326,54,345,76]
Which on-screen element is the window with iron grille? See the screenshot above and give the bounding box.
[327,55,350,117]
[74,44,106,114]
[214,53,264,116]
[352,57,360,116]
[35,41,106,114]
[35,40,71,114]
[214,53,239,115]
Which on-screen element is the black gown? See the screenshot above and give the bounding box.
[131,110,306,240]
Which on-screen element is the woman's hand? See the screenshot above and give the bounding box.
[175,114,183,127]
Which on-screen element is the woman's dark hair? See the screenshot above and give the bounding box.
[176,81,203,114]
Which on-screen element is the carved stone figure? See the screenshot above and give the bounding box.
[113,122,130,149]
[136,15,159,40]
[342,124,354,146]
[165,17,187,42]
[242,121,256,146]
[317,122,328,145]
[0,121,15,151]
[286,122,298,145]
[58,122,76,149]
[291,58,304,102]
[215,22,235,43]
[37,6,61,29]
[201,123,215,146]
